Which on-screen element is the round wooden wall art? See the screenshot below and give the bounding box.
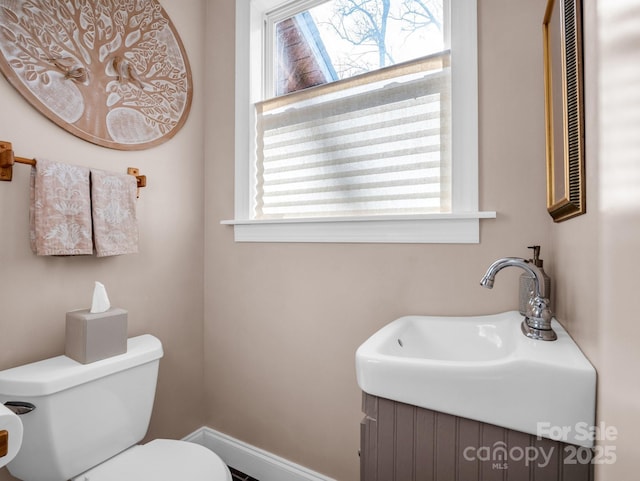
[0,0,192,150]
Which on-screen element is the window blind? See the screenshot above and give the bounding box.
[255,54,451,220]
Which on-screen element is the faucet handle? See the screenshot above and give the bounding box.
[523,296,556,341]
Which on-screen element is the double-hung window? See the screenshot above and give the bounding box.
[225,0,494,242]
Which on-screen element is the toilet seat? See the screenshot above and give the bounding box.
[74,439,232,481]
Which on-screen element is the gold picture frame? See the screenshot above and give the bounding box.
[543,0,585,222]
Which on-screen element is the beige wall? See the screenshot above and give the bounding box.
[0,1,206,480]
[552,1,640,479]
[204,1,553,479]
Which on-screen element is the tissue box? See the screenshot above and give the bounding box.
[65,308,128,364]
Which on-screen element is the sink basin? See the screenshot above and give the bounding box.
[355,311,596,447]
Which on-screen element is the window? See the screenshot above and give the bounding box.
[225,0,494,243]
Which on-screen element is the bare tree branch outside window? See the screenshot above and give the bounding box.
[398,0,442,32]
[315,0,443,78]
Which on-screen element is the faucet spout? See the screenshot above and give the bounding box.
[480,257,547,298]
[480,257,556,341]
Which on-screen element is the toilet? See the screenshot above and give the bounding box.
[0,335,231,481]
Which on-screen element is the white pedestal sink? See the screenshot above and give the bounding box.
[355,311,596,447]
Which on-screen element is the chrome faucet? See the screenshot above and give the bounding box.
[480,257,557,341]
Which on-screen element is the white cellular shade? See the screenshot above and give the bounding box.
[255,54,451,219]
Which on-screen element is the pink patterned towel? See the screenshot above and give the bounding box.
[91,169,139,257]
[30,159,93,256]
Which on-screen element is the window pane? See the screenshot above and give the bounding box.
[275,0,445,96]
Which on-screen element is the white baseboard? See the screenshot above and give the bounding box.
[183,426,337,481]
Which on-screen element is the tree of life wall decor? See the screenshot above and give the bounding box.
[0,0,192,150]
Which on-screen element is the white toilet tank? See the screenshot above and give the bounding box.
[0,335,163,481]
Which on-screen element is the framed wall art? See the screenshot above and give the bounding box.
[0,0,192,150]
[543,0,585,222]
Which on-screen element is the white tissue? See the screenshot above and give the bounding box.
[90,281,111,314]
[0,403,23,468]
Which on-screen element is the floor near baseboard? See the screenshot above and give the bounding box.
[229,466,260,481]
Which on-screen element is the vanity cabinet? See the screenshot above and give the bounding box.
[360,393,593,481]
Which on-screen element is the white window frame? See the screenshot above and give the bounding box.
[223,0,495,243]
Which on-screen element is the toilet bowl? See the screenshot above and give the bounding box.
[0,335,232,481]
[73,439,231,481]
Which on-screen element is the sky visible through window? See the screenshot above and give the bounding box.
[306,0,445,80]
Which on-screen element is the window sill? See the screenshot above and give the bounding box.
[221,212,496,244]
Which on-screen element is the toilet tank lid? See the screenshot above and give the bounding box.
[0,335,163,397]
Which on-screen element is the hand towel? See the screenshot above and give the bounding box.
[30,159,93,256]
[91,169,139,257]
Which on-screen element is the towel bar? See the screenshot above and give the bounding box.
[0,141,146,191]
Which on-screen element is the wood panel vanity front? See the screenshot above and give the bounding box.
[360,393,593,481]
